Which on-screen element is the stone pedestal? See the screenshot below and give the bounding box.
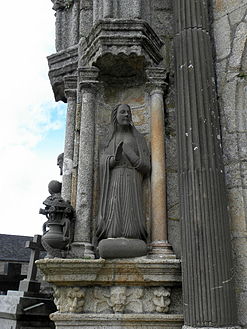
[37,258,183,329]
[51,313,183,329]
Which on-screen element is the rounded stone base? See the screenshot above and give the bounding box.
[98,238,147,259]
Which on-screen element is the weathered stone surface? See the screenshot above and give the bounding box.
[53,1,80,52]
[213,0,247,20]
[47,46,78,102]
[213,1,247,327]
[221,130,239,164]
[224,163,242,188]
[221,80,238,133]
[227,188,246,233]
[37,258,181,286]
[229,4,247,26]
[37,257,183,327]
[229,22,247,69]
[214,15,231,60]
[50,313,184,329]
[80,20,163,68]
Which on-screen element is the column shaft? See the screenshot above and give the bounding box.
[62,88,77,202]
[174,0,236,326]
[72,67,99,258]
[103,0,113,18]
[71,102,81,208]
[146,68,175,258]
[150,90,167,242]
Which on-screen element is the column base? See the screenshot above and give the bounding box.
[182,325,241,329]
[51,313,184,329]
[69,242,95,259]
[149,240,176,259]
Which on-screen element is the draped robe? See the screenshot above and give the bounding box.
[97,127,150,242]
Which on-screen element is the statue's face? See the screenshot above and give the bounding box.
[152,288,170,313]
[116,104,131,126]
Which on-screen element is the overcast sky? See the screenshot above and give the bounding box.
[0,1,66,236]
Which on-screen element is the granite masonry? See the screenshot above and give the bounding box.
[36,1,246,329]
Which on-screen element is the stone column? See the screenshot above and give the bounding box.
[174,0,237,327]
[103,0,113,18]
[133,0,141,19]
[70,101,81,209]
[146,68,175,258]
[62,76,77,202]
[71,67,99,258]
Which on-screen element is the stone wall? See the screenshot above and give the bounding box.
[213,1,247,327]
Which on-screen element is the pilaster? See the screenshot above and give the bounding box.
[174,0,238,327]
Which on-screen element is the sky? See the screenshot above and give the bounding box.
[0,1,66,236]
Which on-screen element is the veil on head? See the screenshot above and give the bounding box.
[104,104,133,148]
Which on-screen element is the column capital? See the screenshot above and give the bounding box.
[64,75,77,99]
[145,67,168,93]
[78,67,100,91]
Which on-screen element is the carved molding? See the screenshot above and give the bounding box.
[48,45,78,102]
[78,67,100,91]
[37,258,181,287]
[54,287,85,313]
[80,20,163,68]
[64,76,77,99]
[94,287,144,314]
[145,67,168,93]
[53,286,171,314]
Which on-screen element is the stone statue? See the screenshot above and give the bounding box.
[96,104,150,257]
[51,0,73,11]
[57,152,64,175]
[39,180,75,258]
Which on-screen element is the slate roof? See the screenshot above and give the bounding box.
[0,234,32,262]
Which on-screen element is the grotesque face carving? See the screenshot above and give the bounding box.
[152,287,171,313]
[116,104,131,126]
[109,287,127,313]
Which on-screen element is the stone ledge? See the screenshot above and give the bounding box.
[36,258,181,286]
[50,312,184,328]
[80,19,163,69]
[47,45,78,102]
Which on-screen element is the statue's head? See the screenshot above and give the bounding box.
[111,104,132,128]
[104,104,134,148]
[48,180,62,195]
[57,153,64,175]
